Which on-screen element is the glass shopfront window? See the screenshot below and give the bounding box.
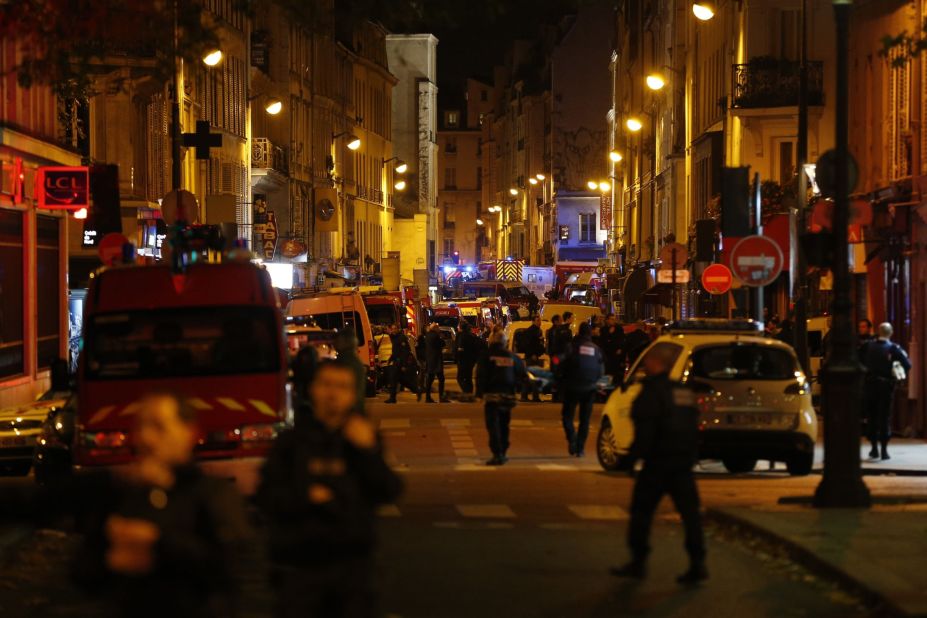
[0,209,24,379]
[36,215,61,370]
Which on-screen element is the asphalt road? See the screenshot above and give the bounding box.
[0,376,919,617]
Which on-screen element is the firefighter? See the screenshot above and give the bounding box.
[456,321,484,398]
[385,323,415,404]
[257,359,403,618]
[611,344,707,585]
[423,323,449,403]
[475,329,526,465]
[558,322,604,456]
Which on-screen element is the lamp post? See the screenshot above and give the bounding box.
[793,0,811,375]
[813,0,870,509]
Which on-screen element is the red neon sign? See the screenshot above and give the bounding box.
[37,166,90,210]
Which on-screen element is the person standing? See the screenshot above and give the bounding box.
[858,318,874,347]
[860,322,911,460]
[611,345,707,585]
[475,330,526,465]
[414,330,427,402]
[455,322,484,397]
[527,290,540,317]
[546,314,562,357]
[558,322,604,457]
[257,359,403,618]
[520,316,546,402]
[423,323,449,403]
[549,312,574,403]
[624,321,651,366]
[384,323,415,404]
[600,314,626,385]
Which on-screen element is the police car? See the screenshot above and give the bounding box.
[596,319,818,476]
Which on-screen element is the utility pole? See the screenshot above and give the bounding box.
[793,0,811,375]
[170,0,182,191]
[814,0,870,508]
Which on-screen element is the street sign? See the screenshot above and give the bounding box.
[161,189,199,225]
[656,269,690,284]
[700,263,733,295]
[659,242,688,270]
[98,232,129,266]
[814,149,858,198]
[263,211,278,259]
[729,235,784,287]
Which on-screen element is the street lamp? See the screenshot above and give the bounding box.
[645,73,666,91]
[626,117,643,132]
[609,150,623,163]
[383,157,408,174]
[528,177,538,185]
[333,132,361,150]
[476,218,485,226]
[394,179,407,191]
[509,187,519,196]
[264,98,283,115]
[692,2,715,20]
[536,173,545,180]
[202,49,223,66]
[587,180,599,190]
[598,181,611,192]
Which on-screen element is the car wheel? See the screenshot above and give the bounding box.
[786,453,813,476]
[722,457,758,474]
[596,419,625,471]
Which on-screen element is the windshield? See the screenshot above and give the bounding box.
[461,283,500,299]
[690,344,796,381]
[433,315,461,328]
[84,307,280,380]
[365,303,397,327]
[506,286,531,299]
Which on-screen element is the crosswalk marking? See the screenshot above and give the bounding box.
[510,419,534,427]
[440,418,471,427]
[454,464,496,471]
[379,418,411,429]
[568,505,628,521]
[456,504,516,518]
[536,463,580,471]
[454,449,479,457]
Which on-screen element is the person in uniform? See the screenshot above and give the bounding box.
[558,322,604,456]
[455,321,484,398]
[384,323,415,404]
[520,316,546,402]
[415,330,427,402]
[860,322,911,460]
[611,344,707,585]
[257,359,403,618]
[423,323,449,403]
[475,330,526,466]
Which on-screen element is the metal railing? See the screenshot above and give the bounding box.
[252,137,289,174]
[731,60,823,109]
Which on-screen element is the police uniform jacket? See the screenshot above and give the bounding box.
[424,330,446,371]
[475,343,527,397]
[560,336,604,393]
[388,331,414,365]
[629,373,700,469]
[861,338,911,381]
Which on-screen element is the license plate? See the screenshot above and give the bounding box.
[728,413,773,426]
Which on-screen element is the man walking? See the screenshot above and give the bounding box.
[860,322,911,460]
[423,323,449,403]
[384,323,415,404]
[549,313,574,402]
[558,322,604,457]
[455,321,484,398]
[611,344,707,585]
[475,330,526,466]
[600,314,626,384]
[258,359,403,618]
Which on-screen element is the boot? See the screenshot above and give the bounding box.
[609,561,646,579]
[676,563,709,585]
[868,444,879,459]
[385,397,397,404]
[881,442,890,461]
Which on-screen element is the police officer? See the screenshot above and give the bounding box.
[549,313,573,402]
[423,323,449,403]
[455,321,484,398]
[611,344,707,585]
[860,322,911,460]
[415,330,427,402]
[476,330,526,465]
[520,316,546,402]
[384,323,415,404]
[558,322,604,456]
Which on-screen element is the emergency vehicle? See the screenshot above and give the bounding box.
[72,258,289,492]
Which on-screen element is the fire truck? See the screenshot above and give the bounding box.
[64,251,288,493]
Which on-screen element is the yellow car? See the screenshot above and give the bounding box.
[596,319,818,476]
[0,397,68,476]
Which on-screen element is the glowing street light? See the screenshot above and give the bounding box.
[202,49,223,66]
[528,177,538,185]
[626,117,643,132]
[394,160,408,174]
[346,135,361,150]
[598,181,611,192]
[692,2,715,21]
[587,180,599,190]
[646,73,666,91]
[536,173,545,180]
[73,208,88,220]
[509,187,519,195]
[609,150,623,163]
[394,179,407,191]
[264,98,283,115]
[476,218,485,226]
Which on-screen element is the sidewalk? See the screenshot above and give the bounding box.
[707,502,927,617]
[834,439,927,476]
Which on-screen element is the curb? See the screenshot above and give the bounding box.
[704,508,906,617]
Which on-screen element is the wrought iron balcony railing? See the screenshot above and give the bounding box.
[731,59,824,109]
[252,137,288,174]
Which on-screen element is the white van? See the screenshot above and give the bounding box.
[286,289,377,396]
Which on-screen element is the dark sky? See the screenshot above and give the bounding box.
[356,0,586,87]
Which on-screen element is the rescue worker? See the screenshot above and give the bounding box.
[475,330,526,465]
[424,323,449,403]
[415,330,427,402]
[69,392,251,618]
[600,314,626,384]
[257,359,403,618]
[558,322,604,456]
[385,323,415,404]
[520,316,546,402]
[860,322,911,460]
[456,321,484,397]
[610,344,707,585]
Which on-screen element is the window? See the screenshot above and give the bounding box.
[690,344,796,381]
[445,137,457,153]
[775,139,795,185]
[445,111,459,128]
[443,238,455,256]
[579,213,596,242]
[0,209,24,379]
[35,216,60,370]
[444,167,457,189]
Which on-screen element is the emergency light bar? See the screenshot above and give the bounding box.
[667,319,762,335]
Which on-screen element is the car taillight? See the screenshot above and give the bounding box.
[81,430,128,449]
[241,422,284,442]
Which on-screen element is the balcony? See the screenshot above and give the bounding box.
[252,137,288,175]
[731,59,823,109]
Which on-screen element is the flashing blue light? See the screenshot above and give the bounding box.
[443,265,455,274]
[506,256,512,261]
[464,266,473,272]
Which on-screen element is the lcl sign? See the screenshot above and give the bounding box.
[37,166,90,210]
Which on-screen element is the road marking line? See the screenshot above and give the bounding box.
[456,504,516,518]
[377,504,401,517]
[454,464,496,471]
[379,419,411,429]
[454,448,479,457]
[447,428,471,435]
[536,463,580,471]
[510,419,534,427]
[433,521,462,528]
[539,522,609,531]
[382,431,406,437]
[568,505,628,521]
[440,419,471,426]
[450,439,474,446]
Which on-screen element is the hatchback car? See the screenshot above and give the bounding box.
[596,320,817,476]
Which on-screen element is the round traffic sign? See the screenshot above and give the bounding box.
[729,235,784,287]
[98,232,129,266]
[700,263,733,295]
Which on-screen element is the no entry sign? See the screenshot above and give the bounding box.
[729,235,783,287]
[701,263,733,295]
